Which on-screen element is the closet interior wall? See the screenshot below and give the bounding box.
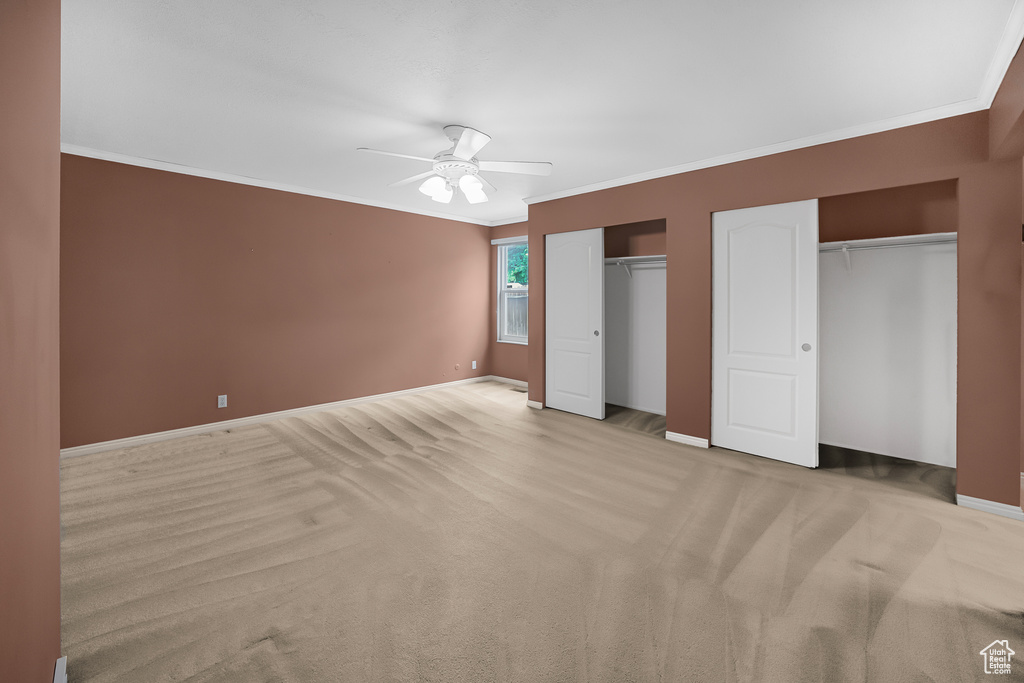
[604,221,667,415]
[819,237,957,466]
[817,180,958,466]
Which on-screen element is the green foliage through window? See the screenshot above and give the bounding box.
[505,244,528,285]
[498,241,528,343]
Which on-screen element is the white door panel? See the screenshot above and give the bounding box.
[552,349,592,397]
[727,369,797,436]
[546,229,604,419]
[727,224,797,358]
[712,200,818,467]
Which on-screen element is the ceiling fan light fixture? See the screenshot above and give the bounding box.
[419,176,454,203]
[459,174,488,204]
[432,184,454,203]
[362,125,550,208]
[419,175,447,198]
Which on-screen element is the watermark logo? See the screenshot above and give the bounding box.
[980,640,1015,675]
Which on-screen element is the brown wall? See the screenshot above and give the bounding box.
[61,156,493,447]
[605,219,667,258]
[0,0,63,680]
[528,111,1023,508]
[819,180,958,242]
[488,222,529,382]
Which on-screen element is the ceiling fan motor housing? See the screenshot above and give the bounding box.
[432,155,479,185]
[357,124,550,202]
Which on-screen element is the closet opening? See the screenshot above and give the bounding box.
[817,180,958,491]
[710,180,958,490]
[603,220,667,438]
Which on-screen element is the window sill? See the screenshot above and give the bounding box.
[496,339,528,346]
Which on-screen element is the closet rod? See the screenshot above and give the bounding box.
[819,232,956,253]
[604,255,666,279]
[603,255,666,265]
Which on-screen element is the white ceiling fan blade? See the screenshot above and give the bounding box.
[356,147,435,163]
[389,171,436,187]
[450,126,492,160]
[478,160,553,176]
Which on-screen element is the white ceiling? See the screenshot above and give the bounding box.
[61,1,1024,226]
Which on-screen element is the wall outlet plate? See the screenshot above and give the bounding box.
[472,361,477,369]
[217,394,227,408]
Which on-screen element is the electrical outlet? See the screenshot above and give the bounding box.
[217,394,227,408]
[472,360,477,370]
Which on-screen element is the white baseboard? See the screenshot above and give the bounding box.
[54,656,67,683]
[956,494,1024,521]
[665,431,710,448]
[527,400,543,410]
[490,376,528,388]
[61,376,508,459]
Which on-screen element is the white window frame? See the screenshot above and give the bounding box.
[494,236,529,345]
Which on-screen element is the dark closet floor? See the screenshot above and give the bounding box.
[818,444,956,503]
[604,404,667,438]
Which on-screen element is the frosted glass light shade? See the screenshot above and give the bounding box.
[419,175,454,203]
[419,176,447,197]
[432,185,454,203]
[459,174,488,204]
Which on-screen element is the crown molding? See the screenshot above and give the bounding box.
[488,215,529,227]
[59,144,524,227]
[525,99,988,206]
[526,12,1024,210]
[63,8,1024,227]
[978,0,1024,108]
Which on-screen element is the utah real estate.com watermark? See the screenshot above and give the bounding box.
[980,640,1015,675]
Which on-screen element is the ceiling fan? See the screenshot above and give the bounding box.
[357,125,552,204]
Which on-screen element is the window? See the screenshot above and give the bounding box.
[496,239,528,344]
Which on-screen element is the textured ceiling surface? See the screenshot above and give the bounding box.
[62,0,1024,225]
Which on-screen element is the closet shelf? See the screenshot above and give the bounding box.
[604,255,666,264]
[818,232,956,253]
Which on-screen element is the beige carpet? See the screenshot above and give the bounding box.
[61,381,1024,682]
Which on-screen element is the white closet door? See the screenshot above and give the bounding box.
[545,228,605,419]
[712,200,818,467]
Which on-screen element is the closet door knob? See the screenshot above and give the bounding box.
[801,343,811,352]
[594,330,600,337]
